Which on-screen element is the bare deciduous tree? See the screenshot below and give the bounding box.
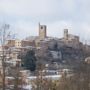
[0,24,10,90]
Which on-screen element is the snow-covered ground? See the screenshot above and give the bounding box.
[5,75,62,90]
[27,75,62,80]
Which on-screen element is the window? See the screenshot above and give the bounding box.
[41,26,43,29]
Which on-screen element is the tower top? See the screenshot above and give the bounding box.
[39,23,47,40]
[64,29,68,40]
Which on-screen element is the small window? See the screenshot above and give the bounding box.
[41,26,43,29]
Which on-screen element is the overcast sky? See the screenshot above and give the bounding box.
[0,0,90,43]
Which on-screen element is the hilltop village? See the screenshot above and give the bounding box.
[0,23,90,89]
[1,23,90,68]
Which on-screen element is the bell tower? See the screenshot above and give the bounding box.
[64,29,68,40]
[39,23,47,40]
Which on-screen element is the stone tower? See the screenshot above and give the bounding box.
[39,23,47,40]
[64,29,68,40]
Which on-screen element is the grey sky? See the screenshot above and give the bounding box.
[0,0,90,43]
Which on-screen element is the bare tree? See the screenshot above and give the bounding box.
[0,24,10,90]
[13,61,21,90]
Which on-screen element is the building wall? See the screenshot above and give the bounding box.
[63,29,79,43]
[64,29,68,40]
[39,24,47,40]
[7,40,15,47]
[15,40,21,48]
[63,29,80,49]
[21,40,35,47]
[7,39,21,48]
[7,39,35,48]
[68,34,79,42]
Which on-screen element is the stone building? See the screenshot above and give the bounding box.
[64,29,79,42]
[63,29,80,49]
[21,40,35,47]
[64,29,68,40]
[7,39,21,48]
[7,39,35,48]
[39,23,47,40]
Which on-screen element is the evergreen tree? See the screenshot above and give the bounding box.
[22,50,37,71]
